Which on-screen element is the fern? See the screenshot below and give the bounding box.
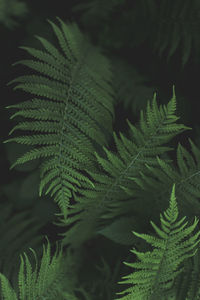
[115,184,200,300]
[162,249,200,300]
[152,0,200,67]
[0,201,44,294]
[3,7,200,299]
[72,0,200,67]
[0,237,86,299]
[125,138,200,221]
[59,86,192,248]
[4,17,114,219]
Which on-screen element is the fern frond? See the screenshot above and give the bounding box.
[153,0,200,67]
[60,86,191,247]
[115,184,200,300]
[163,250,200,300]
[127,138,200,219]
[4,17,114,219]
[0,201,44,293]
[84,86,191,214]
[0,274,18,300]
[0,238,80,299]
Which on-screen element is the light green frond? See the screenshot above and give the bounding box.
[115,184,200,300]
[0,238,66,299]
[86,86,191,215]
[0,274,18,300]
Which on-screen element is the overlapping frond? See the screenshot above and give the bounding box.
[60,87,191,247]
[4,17,114,219]
[126,138,200,220]
[115,184,200,300]
[77,86,191,215]
[164,250,200,300]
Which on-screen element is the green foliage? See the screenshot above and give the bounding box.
[0,200,44,293]
[4,17,114,219]
[73,0,200,67]
[97,216,149,246]
[152,0,200,68]
[0,238,83,299]
[3,6,200,300]
[115,184,200,299]
[124,138,200,221]
[59,85,191,248]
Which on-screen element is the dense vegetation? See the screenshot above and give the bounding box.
[1,1,200,299]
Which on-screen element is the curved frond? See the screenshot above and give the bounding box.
[4,17,114,219]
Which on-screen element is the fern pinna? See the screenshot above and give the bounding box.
[59,87,192,248]
[115,184,200,300]
[3,17,114,219]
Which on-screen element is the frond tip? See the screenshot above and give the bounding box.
[115,184,200,299]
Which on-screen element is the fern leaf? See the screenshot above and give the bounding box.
[153,0,200,68]
[128,138,200,220]
[163,250,200,299]
[0,238,76,299]
[60,87,191,247]
[85,86,190,215]
[4,17,114,219]
[115,184,200,300]
[0,200,44,293]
